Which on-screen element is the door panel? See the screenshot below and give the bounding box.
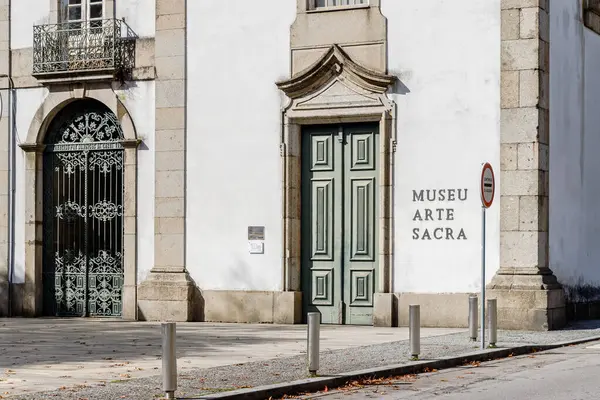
[302,129,343,324]
[344,127,378,325]
[43,151,88,317]
[87,150,124,317]
[302,123,379,325]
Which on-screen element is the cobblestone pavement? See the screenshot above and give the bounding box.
[0,318,462,398]
[1,319,600,399]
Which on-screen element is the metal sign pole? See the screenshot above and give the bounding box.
[481,206,486,350]
[480,162,494,350]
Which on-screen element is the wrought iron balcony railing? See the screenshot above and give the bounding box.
[32,18,138,79]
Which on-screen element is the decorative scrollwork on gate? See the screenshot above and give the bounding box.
[90,200,123,222]
[88,251,124,316]
[53,250,87,314]
[89,151,124,174]
[43,99,126,318]
[55,152,86,175]
[45,103,124,146]
[56,201,87,221]
[59,112,122,144]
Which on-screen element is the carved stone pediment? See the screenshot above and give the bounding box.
[276,44,396,110]
[295,79,385,110]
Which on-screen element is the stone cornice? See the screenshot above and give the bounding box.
[122,138,142,148]
[276,44,396,99]
[19,143,45,153]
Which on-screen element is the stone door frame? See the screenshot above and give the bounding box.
[277,45,397,302]
[19,84,140,319]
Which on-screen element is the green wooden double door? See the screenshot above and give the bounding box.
[302,123,379,325]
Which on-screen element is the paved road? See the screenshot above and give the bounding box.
[299,340,600,399]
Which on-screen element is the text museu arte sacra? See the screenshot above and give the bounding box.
[412,189,468,240]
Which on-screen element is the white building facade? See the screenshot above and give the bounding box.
[0,0,598,330]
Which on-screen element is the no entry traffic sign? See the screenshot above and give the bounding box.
[480,163,495,208]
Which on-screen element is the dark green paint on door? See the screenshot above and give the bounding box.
[301,123,379,325]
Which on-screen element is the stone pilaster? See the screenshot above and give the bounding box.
[488,0,566,331]
[137,0,197,321]
[0,0,9,317]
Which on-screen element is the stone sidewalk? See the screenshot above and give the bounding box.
[0,318,463,398]
[2,319,600,399]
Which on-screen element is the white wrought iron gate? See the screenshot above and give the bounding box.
[42,101,125,317]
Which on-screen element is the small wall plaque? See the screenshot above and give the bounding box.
[248,226,265,241]
[248,241,264,254]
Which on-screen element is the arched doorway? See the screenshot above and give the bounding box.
[42,99,125,317]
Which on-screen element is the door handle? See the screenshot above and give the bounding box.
[337,127,344,144]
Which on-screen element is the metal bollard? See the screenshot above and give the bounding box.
[409,304,420,360]
[307,312,320,375]
[161,322,177,400]
[487,299,497,348]
[469,295,478,341]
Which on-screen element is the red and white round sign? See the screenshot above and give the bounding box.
[480,163,495,208]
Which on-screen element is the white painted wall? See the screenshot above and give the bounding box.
[186,0,500,293]
[383,0,501,293]
[116,0,156,38]
[550,0,600,301]
[186,0,296,291]
[10,0,50,49]
[114,81,155,283]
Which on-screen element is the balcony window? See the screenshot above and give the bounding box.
[33,2,137,79]
[311,0,367,9]
[59,0,104,31]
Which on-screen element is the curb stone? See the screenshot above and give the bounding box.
[200,334,600,400]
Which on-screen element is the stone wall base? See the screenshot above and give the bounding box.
[375,290,565,329]
[137,270,197,322]
[487,288,566,330]
[396,292,472,328]
[487,268,567,331]
[373,293,395,327]
[0,281,7,317]
[373,292,473,328]
[0,282,24,317]
[201,290,302,324]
